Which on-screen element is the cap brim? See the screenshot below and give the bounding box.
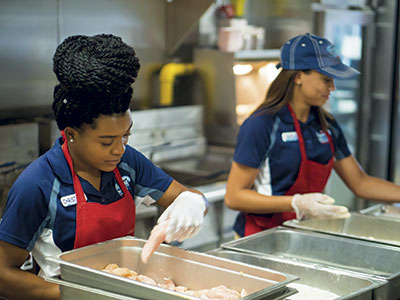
[318,63,360,80]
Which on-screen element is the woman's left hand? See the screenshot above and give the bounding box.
[157,191,208,243]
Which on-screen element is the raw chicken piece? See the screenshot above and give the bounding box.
[141,221,168,263]
[175,286,188,293]
[103,264,138,279]
[102,264,245,299]
[158,277,176,291]
[136,274,158,286]
[201,285,241,300]
[103,263,119,272]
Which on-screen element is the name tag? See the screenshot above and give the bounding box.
[281,131,298,142]
[60,194,78,207]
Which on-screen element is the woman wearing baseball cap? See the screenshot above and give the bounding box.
[225,33,400,237]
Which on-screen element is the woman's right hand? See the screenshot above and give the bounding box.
[291,193,350,220]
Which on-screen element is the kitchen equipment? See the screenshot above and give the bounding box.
[48,237,298,300]
[360,204,400,220]
[129,105,206,163]
[208,249,388,300]
[48,275,296,300]
[194,48,280,146]
[48,276,141,300]
[283,213,400,247]
[221,227,400,299]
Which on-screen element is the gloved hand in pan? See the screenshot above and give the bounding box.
[157,191,209,243]
[291,193,350,220]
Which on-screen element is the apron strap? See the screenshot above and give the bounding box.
[61,130,86,204]
[287,104,307,161]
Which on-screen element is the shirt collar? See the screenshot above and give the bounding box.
[278,105,318,125]
[46,137,73,185]
[46,137,120,195]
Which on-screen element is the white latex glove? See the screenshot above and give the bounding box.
[157,191,208,243]
[291,193,350,220]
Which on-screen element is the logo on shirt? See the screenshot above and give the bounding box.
[115,175,131,196]
[281,131,298,142]
[316,130,331,144]
[60,194,78,207]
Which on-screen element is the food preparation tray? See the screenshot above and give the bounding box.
[359,204,400,220]
[47,276,297,300]
[283,213,400,247]
[221,227,400,300]
[48,237,298,300]
[207,249,388,300]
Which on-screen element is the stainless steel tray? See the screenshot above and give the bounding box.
[48,237,298,300]
[360,204,400,220]
[283,213,400,247]
[221,227,400,300]
[207,249,388,300]
[47,276,297,300]
[47,276,141,300]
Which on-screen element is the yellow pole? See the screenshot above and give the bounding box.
[159,63,195,106]
[230,0,246,17]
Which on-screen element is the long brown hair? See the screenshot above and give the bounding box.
[255,69,333,131]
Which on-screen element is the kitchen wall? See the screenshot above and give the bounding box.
[0,0,171,119]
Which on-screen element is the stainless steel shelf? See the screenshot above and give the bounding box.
[234,49,280,60]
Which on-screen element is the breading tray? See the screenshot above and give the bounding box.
[221,226,400,300]
[208,249,388,300]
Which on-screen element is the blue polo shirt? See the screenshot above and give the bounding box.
[233,106,351,236]
[0,137,172,276]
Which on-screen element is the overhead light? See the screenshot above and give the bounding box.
[258,62,279,78]
[233,64,253,75]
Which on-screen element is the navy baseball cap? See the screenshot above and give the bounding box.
[277,33,360,80]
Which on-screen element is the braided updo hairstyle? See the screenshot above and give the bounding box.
[52,34,140,130]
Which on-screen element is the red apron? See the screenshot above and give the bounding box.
[61,132,136,249]
[244,105,335,236]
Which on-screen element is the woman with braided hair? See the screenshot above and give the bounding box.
[0,34,208,299]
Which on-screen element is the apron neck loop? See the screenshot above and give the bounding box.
[61,130,67,143]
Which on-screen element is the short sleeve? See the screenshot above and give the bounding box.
[328,117,352,160]
[233,114,272,168]
[122,146,173,203]
[0,164,49,250]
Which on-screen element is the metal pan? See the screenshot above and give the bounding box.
[207,249,388,300]
[283,213,400,247]
[48,237,298,300]
[221,227,400,300]
[359,204,400,220]
[47,276,298,300]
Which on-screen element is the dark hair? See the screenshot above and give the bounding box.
[255,69,333,130]
[52,34,140,130]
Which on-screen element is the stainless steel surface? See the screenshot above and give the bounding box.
[158,145,233,186]
[49,237,297,300]
[0,0,57,112]
[245,0,314,49]
[1,0,210,116]
[283,213,400,247]
[49,275,297,300]
[221,227,400,300]
[360,204,400,220]
[166,0,213,55]
[48,276,141,300]
[130,105,207,163]
[208,249,389,300]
